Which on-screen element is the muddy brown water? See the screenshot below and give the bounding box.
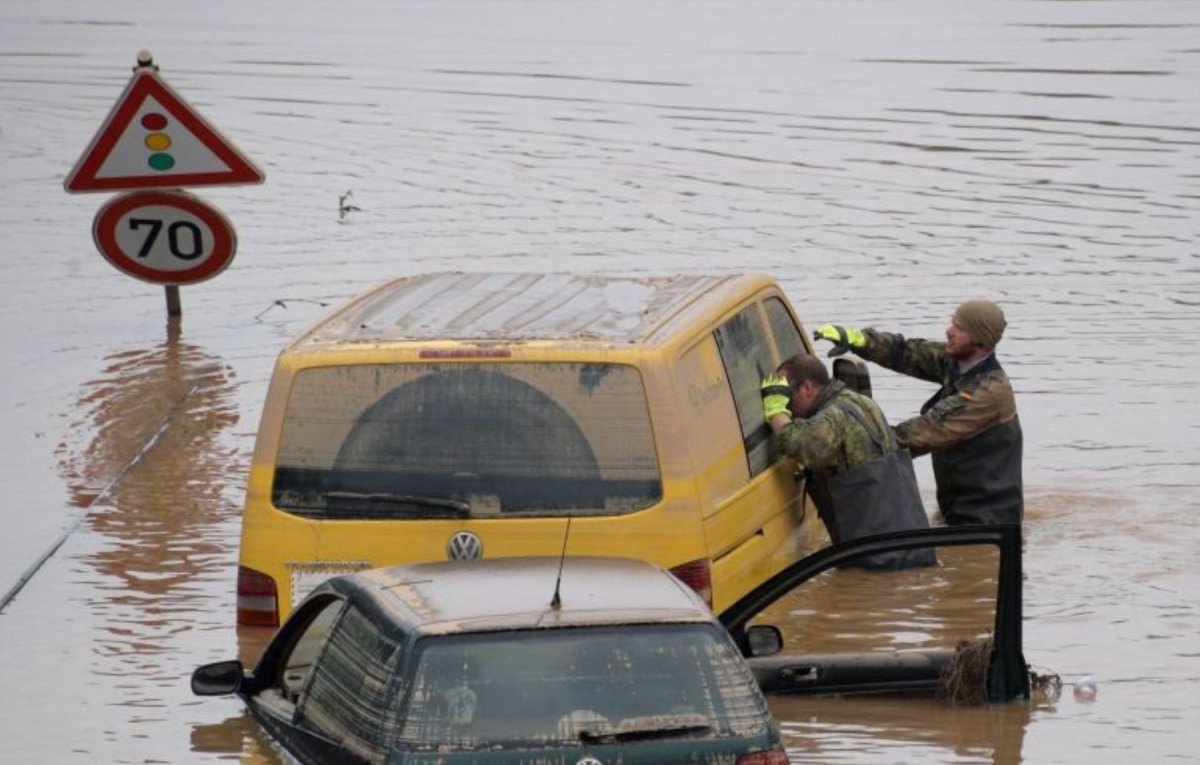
[1,1,1197,762]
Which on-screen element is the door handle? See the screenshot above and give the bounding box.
[780,665,820,683]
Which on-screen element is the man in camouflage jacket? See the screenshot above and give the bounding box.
[814,299,1023,526]
[762,355,934,569]
[765,357,895,478]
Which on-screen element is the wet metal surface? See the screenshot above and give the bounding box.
[299,271,733,344]
[1,1,1198,762]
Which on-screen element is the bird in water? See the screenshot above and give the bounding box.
[338,190,362,222]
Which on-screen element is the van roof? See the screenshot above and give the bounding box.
[292,272,773,348]
[327,556,713,636]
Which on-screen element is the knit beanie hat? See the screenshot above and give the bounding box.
[953,299,1006,349]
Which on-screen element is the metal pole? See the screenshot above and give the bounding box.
[165,285,182,317]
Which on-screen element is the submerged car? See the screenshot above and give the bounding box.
[196,556,789,764]
[196,526,1029,764]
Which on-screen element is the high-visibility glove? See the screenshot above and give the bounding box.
[813,324,867,357]
[760,375,793,423]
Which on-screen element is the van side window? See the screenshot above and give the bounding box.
[299,605,403,760]
[714,305,776,476]
[764,297,807,360]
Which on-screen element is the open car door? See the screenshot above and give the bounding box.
[719,524,1029,703]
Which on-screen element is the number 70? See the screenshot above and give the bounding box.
[129,217,204,260]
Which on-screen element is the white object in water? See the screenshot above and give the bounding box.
[1073,675,1098,702]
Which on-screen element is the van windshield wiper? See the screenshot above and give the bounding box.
[579,718,712,744]
[323,491,471,519]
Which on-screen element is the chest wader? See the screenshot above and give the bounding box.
[923,355,1024,525]
[806,402,938,570]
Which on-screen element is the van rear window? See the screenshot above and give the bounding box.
[272,363,661,519]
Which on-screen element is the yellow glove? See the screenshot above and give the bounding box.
[760,375,793,423]
[813,324,866,357]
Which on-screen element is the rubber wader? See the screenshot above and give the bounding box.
[805,402,938,570]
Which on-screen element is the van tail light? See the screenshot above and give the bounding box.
[669,558,713,608]
[736,748,790,765]
[237,565,279,627]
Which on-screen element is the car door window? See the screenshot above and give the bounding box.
[299,605,404,761]
[763,297,807,361]
[275,596,344,703]
[719,525,1028,703]
[713,304,777,476]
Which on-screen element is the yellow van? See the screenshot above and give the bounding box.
[236,272,829,626]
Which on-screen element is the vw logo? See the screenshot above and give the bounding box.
[576,758,603,765]
[447,531,483,560]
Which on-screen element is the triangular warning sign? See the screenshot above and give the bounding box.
[64,69,265,193]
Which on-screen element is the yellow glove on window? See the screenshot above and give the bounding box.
[760,375,793,423]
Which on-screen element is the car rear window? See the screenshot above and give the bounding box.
[272,363,661,519]
[393,624,772,751]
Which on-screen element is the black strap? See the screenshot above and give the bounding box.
[833,398,887,452]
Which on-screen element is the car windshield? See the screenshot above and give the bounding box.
[393,624,771,752]
[271,363,661,519]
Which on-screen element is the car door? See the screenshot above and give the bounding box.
[719,524,1029,703]
[699,299,811,613]
[246,594,364,765]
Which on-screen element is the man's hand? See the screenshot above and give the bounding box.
[761,375,793,424]
[813,324,866,357]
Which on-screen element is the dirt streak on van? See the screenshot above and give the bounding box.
[237,272,824,626]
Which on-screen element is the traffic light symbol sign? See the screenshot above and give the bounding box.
[65,70,264,193]
[141,112,176,171]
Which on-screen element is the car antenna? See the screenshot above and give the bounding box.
[550,517,572,610]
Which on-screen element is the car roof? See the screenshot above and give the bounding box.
[290,271,775,349]
[320,556,715,636]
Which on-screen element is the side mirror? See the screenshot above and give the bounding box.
[833,358,872,398]
[746,625,783,657]
[191,660,246,696]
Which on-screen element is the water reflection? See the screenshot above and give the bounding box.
[57,322,240,592]
[772,693,1038,765]
[190,710,283,763]
[54,321,247,754]
[749,547,1001,653]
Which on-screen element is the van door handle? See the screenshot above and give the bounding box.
[780,665,820,683]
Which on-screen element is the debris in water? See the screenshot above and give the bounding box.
[938,636,992,706]
[339,190,362,222]
[1029,665,1062,702]
[1073,675,1098,702]
[254,298,331,321]
[940,638,1066,706]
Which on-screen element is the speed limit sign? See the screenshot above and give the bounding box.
[92,189,237,285]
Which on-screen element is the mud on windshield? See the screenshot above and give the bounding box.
[271,363,661,519]
[395,624,771,750]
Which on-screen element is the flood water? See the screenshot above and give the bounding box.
[2,0,1198,762]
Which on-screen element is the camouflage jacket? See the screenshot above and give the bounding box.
[854,329,1024,525]
[772,381,897,478]
[857,330,1018,456]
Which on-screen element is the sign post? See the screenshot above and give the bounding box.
[65,51,264,318]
